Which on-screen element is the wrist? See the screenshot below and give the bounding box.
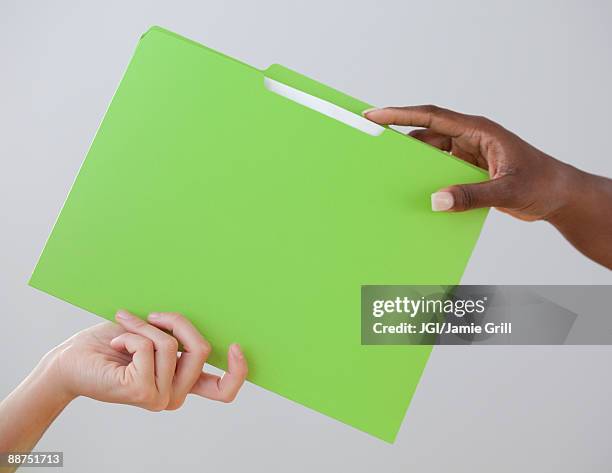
[26,348,77,410]
[543,160,589,225]
[0,350,75,454]
[543,163,612,268]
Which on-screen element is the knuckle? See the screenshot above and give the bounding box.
[165,312,181,321]
[479,117,495,130]
[498,175,516,191]
[146,402,165,412]
[132,386,155,405]
[473,115,499,133]
[137,338,154,351]
[496,176,519,203]
[420,104,445,127]
[422,104,439,114]
[193,340,212,358]
[455,186,474,210]
[219,391,237,403]
[147,394,170,412]
[160,336,179,353]
[130,317,147,328]
[165,397,186,411]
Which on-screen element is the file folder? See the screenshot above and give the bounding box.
[29,26,488,442]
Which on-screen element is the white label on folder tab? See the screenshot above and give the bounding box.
[263,78,384,137]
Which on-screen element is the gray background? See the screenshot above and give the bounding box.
[1,0,611,471]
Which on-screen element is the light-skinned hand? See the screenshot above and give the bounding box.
[0,311,248,463]
[54,310,248,409]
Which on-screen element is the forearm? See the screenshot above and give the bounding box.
[547,165,612,269]
[0,352,73,470]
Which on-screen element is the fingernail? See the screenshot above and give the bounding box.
[431,191,454,211]
[362,107,380,117]
[231,343,243,359]
[148,312,161,320]
[115,309,133,321]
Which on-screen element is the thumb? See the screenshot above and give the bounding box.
[431,177,515,212]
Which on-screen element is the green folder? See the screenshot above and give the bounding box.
[29,26,488,442]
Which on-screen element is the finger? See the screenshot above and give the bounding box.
[409,128,452,151]
[364,105,473,137]
[110,332,155,382]
[147,312,211,409]
[410,126,485,169]
[115,310,178,396]
[431,176,517,212]
[444,138,484,168]
[190,344,248,403]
